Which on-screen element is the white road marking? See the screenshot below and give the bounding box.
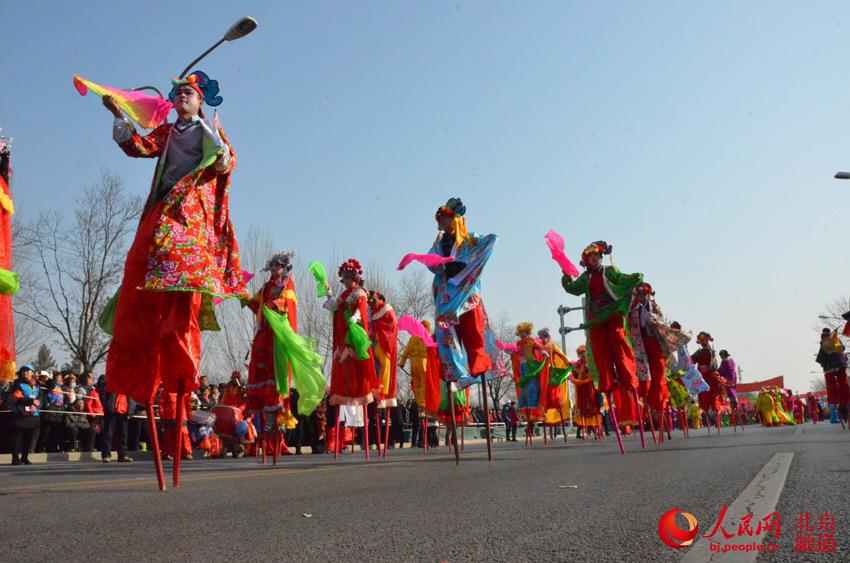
[680,452,794,563]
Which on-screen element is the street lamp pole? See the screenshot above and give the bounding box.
[177,17,259,79]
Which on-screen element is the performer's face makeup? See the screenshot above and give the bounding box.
[173,86,202,116]
[586,253,601,268]
[341,276,356,289]
[436,214,452,231]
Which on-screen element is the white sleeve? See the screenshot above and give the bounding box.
[112,117,133,144]
[323,296,338,312]
[214,144,231,172]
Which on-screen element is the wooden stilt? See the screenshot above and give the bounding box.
[146,404,165,491]
[173,379,186,488]
[715,409,721,434]
[632,390,646,449]
[559,411,568,443]
[657,408,664,445]
[363,404,370,460]
[272,422,279,466]
[446,381,460,465]
[460,416,465,451]
[666,407,673,440]
[479,374,493,462]
[260,413,267,464]
[333,407,341,460]
[422,418,429,453]
[606,392,625,455]
[644,404,657,445]
[383,408,391,458]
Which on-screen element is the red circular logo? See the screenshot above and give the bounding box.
[658,508,699,549]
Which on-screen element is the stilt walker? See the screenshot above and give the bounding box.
[323,259,380,460]
[538,328,572,443]
[692,332,725,435]
[560,241,643,455]
[368,291,399,457]
[510,322,548,447]
[247,251,299,464]
[399,197,505,462]
[815,328,849,429]
[0,133,20,384]
[569,345,602,440]
[628,282,678,446]
[399,316,432,450]
[92,69,250,489]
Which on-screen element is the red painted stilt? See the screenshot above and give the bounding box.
[333,407,341,460]
[363,404,371,460]
[606,392,625,455]
[146,404,165,491]
[173,379,186,488]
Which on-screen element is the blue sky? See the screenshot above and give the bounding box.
[3,1,850,390]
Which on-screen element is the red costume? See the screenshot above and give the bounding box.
[692,334,725,413]
[247,267,297,421]
[221,373,247,411]
[0,138,17,381]
[571,347,602,429]
[106,98,248,404]
[369,293,399,408]
[326,260,379,406]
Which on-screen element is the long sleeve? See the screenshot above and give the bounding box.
[400,340,414,368]
[561,272,589,296]
[116,122,170,159]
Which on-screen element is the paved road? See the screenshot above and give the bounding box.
[1,423,847,562]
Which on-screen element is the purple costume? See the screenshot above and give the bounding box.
[718,357,738,407]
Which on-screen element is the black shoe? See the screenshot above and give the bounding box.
[22,459,32,465]
[295,449,302,455]
[117,456,133,463]
[11,458,21,466]
[102,457,112,463]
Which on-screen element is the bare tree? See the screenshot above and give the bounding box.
[817,296,850,344]
[10,211,44,361]
[15,170,141,373]
[486,310,516,409]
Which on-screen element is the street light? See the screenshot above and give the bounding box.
[177,16,259,79]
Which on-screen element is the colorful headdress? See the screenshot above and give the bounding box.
[576,344,587,355]
[515,321,533,337]
[579,240,612,267]
[230,371,241,380]
[435,197,466,219]
[435,197,473,248]
[263,250,296,273]
[168,71,223,107]
[696,331,713,345]
[338,258,364,284]
[636,282,655,296]
[537,327,551,339]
